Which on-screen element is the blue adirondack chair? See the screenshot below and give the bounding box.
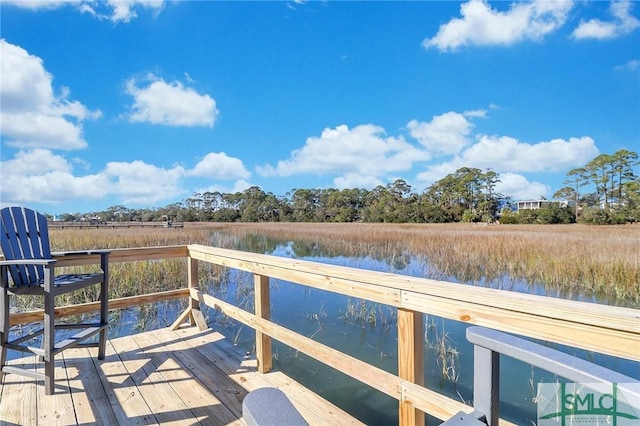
[0,207,109,395]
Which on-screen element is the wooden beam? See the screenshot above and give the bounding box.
[254,274,272,374]
[10,289,189,326]
[51,245,189,267]
[189,257,208,331]
[187,244,640,362]
[401,291,640,362]
[398,308,425,426]
[193,288,400,399]
[171,256,208,331]
[169,307,193,331]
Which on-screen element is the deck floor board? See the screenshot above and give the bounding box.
[0,327,363,425]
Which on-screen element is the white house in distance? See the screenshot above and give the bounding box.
[517,199,574,212]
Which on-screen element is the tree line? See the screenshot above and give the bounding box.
[58,149,638,225]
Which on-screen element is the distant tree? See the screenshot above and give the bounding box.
[323,188,365,222]
[498,207,520,224]
[58,213,77,221]
[610,149,638,204]
[418,203,452,223]
[362,185,388,223]
[289,188,321,222]
[425,167,502,222]
[585,154,614,209]
[536,204,575,224]
[560,149,639,223]
[553,186,576,201]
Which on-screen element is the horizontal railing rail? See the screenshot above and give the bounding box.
[186,244,639,362]
[5,243,639,426]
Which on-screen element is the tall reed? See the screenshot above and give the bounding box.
[24,223,638,307]
[206,222,640,304]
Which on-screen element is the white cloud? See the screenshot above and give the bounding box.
[257,124,429,180]
[462,109,488,118]
[0,40,99,150]
[333,173,383,190]
[196,180,254,196]
[407,111,478,155]
[125,74,218,127]
[105,0,164,23]
[0,149,109,204]
[415,162,460,187]
[190,152,251,180]
[615,59,640,71]
[103,160,186,205]
[572,0,640,40]
[423,0,574,51]
[0,0,82,10]
[414,134,598,197]
[0,149,220,207]
[1,0,165,23]
[496,172,550,201]
[459,135,599,172]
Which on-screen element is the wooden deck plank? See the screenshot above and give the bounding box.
[148,328,250,417]
[63,347,118,426]
[36,358,77,425]
[109,334,197,425]
[0,326,360,426]
[0,356,38,425]
[95,340,155,425]
[171,327,278,397]
[171,327,364,425]
[132,329,243,425]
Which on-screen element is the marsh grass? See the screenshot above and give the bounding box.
[8,222,636,311]
[425,318,461,385]
[207,222,640,304]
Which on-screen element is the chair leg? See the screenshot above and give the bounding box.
[44,288,55,395]
[98,256,109,361]
[98,280,107,360]
[0,286,9,383]
[44,358,54,395]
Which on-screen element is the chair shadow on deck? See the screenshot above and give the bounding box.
[75,327,253,425]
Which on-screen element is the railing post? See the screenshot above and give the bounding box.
[171,253,207,330]
[473,345,499,426]
[188,256,208,330]
[398,308,425,426]
[254,274,272,374]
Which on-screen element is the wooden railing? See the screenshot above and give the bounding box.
[7,244,640,426]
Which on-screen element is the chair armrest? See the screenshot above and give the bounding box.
[51,250,110,256]
[0,259,56,266]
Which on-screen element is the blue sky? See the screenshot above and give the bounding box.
[1,0,639,215]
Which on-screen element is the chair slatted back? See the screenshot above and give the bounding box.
[0,207,52,286]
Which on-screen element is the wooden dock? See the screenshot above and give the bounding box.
[0,326,362,425]
[48,221,184,229]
